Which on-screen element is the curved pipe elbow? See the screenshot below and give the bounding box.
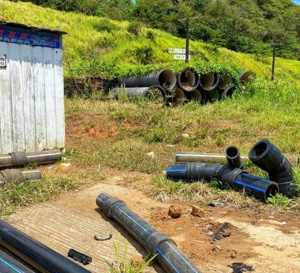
[248,139,298,198]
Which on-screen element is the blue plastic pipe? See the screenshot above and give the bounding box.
[96,193,203,273]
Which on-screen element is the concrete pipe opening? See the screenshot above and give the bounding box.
[167,87,186,107]
[199,72,219,92]
[239,71,256,86]
[177,67,200,92]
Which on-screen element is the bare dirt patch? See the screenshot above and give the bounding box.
[7,173,300,273]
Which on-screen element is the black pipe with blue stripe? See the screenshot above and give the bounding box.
[96,193,202,273]
[166,162,279,202]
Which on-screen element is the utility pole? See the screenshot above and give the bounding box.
[179,17,198,63]
[271,41,276,81]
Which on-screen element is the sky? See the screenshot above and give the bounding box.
[291,0,300,4]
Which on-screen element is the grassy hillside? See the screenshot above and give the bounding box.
[1,1,300,83]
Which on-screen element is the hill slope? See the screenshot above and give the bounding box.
[1,1,300,82]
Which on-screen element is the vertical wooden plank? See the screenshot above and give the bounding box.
[9,43,25,152]
[53,48,65,149]
[32,46,47,151]
[0,43,13,154]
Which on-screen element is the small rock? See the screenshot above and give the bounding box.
[168,205,182,218]
[182,133,189,138]
[191,205,205,217]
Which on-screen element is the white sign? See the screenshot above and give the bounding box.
[0,55,6,68]
[168,48,186,54]
[174,54,191,60]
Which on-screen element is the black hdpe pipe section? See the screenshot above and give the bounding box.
[0,149,62,170]
[112,85,166,105]
[166,87,186,107]
[248,139,298,197]
[0,169,42,187]
[225,146,243,169]
[218,76,233,90]
[166,163,279,202]
[0,248,36,273]
[185,89,206,105]
[96,193,202,273]
[198,72,219,92]
[177,67,200,92]
[0,220,91,273]
[239,71,256,86]
[118,69,177,92]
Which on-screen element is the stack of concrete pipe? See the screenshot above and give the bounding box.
[115,68,255,107]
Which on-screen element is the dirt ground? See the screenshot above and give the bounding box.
[4,112,300,273]
[6,170,300,273]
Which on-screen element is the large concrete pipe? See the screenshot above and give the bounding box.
[177,67,200,92]
[248,139,298,198]
[239,70,256,86]
[166,87,186,107]
[166,163,279,202]
[0,169,42,187]
[198,71,219,92]
[0,220,91,273]
[0,149,62,169]
[118,69,177,92]
[112,85,166,106]
[0,247,36,273]
[96,193,202,273]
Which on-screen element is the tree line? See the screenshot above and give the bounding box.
[12,0,300,60]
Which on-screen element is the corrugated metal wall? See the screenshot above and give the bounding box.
[0,27,65,154]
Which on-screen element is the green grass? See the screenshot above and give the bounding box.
[1,1,300,217]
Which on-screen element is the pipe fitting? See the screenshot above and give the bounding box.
[248,139,298,197]
[166,162,279,202]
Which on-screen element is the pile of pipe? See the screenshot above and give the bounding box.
[113,68,255,107]
[166,139,299,202]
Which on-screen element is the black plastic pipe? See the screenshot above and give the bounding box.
[166,163,279,202]
[248,139,298,198]
[218,76,233,90]
[219,85,236,100]
[0,149,62,169]
[198,72,219,92]
[177,67,200,92]
[96,193,202,273]
[166,87,186,107]
[0,220,92,273]
[118,69,177,92]
[0,169,42,186]
[184,89,206,105]
[239,71,256,86]
[225,146,243,169]
[0,248,36,273]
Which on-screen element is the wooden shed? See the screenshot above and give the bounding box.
[0,21,67,154]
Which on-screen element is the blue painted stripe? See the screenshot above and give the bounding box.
[0,257,25,273]
[241,173,271,183]
[234,180,265,193]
